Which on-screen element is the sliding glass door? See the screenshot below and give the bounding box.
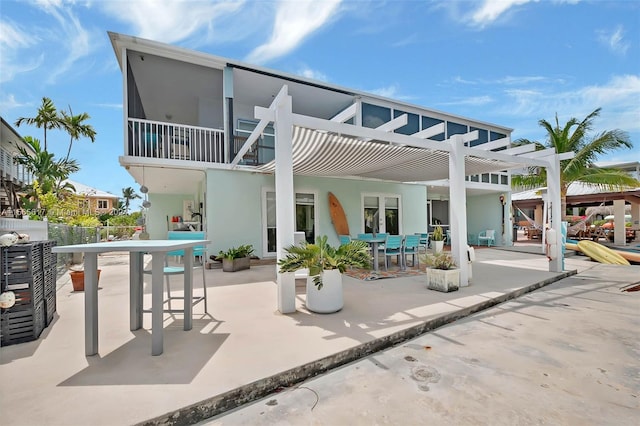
[362,194,401,235]
[263,190,317,256]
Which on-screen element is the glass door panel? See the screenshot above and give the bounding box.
[264,191,316,255]
[384,196,399,235]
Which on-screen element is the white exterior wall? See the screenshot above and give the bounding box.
[205,169,427,258]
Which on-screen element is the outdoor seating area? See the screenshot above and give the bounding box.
[0,248,592,425]
[350,233,437,271]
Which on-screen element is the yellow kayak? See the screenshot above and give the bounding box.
[576,240,630,265]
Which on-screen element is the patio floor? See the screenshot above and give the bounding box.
[0,248,600,425]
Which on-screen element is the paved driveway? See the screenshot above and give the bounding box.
[203,263,639,426]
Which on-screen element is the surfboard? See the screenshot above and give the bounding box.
[328,192,349,237]
[576,240,630,265]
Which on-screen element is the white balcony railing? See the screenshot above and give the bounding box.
[0,146,34,185]
[127,118,225,163]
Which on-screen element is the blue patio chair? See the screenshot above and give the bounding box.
[143,231,208,313]
[416,233,430,252]
[403,234,421,269]
[478,229,496,247]
[338,235,351,246]
[384,235,404,271]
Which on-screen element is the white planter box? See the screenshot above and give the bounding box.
[306,269,343,313]
[426,268,460,292]
[432,240,444,253]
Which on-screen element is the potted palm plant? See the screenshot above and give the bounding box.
[278,235,370,313]
[431,225,445,253]
[218,244,254,272]
[422,251,459,292]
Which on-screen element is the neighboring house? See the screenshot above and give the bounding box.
[109,31,534,264]
[512,161,640,243]
[64,179,120,215]
[0,117,34,215]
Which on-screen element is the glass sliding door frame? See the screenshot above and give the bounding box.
[261,187,318,257]
[361,193,402,235]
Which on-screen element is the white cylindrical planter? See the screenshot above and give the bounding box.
[306,269,343,313]
[433,240,444,253]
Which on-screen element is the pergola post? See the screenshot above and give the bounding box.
[449,135,469,286]
[613,199,626,245]
[546,154,563,272]
[274,86,296,313]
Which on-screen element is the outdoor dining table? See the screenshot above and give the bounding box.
[353,235,387,272]
[52,239,210,356]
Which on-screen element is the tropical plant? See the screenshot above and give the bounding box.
[122,187,141,213]
[14,97,64,152]
[511,108,638,219]
[13,137,79,203]
[421,251,457,270]
[61,106,96,161]
[431,225,444,241]
[278,235,371,289]
[218,244,254,260]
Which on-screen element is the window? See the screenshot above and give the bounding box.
[469,127,488,147]
[362,103,391,128]
[393,110,419,135]
[98,200,109,209]
[362,194,401,235]
[447,121,468,138]
[422,116,445,141]
[263,190,317,255]
[236,119,275,165]
[78,199,89,209]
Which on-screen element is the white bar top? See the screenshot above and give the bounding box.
[51,239,210,253]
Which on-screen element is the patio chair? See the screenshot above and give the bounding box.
[338,235,351,246]
[383,235,404,271]
[402,234,421,269]
[478,229,496,247]
[357,233,373,240]
[143,253,208,314]
[145,231,208,313]
[416,233,430,252]
[445,229,451,245]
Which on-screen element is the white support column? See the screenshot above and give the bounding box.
[448,135,469,286]
[631,201,640,235]
[503,192,513,246]
[613,199,625,245]
[274,86,297,314]
[546,155,563,272]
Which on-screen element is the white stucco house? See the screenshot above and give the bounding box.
[109,32,568,312]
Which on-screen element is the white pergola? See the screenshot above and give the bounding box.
[235,86,572,314]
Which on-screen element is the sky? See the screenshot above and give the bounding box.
[1,0,639,209]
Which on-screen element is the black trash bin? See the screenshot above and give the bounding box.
[513,225,519,242]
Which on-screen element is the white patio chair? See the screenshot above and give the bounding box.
[478,229,496,247]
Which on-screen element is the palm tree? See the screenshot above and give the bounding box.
[13,137,79,202]
[61,106,96,161]
[122,186,141,213]
[512,108,638,219]
[14,97,64,152]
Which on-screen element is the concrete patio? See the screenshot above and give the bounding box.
[0,248,611,425]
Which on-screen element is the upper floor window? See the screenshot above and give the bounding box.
[98,200,109,209]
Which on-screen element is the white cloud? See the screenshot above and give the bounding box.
[246,0,342,64]
[440,95,494,106]
[0,94,28,113]
[368,84,400,98]
[99,0,244,45]
[298,67,328,82]
[504,75,640,133]
[0,19,43,83]
[598,25,630,55]
[468,0,537,28]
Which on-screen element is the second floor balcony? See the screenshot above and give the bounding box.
[127,118,272,166]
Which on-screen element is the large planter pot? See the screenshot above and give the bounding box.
[222,256,251,272]
[432,240,444,253]
[69,269,101,292]
[426,268,459,292]
[306,269,343,314]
